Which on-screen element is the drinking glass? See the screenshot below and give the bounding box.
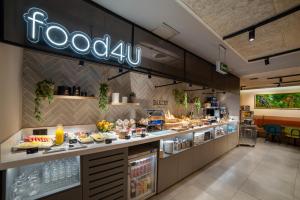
[28,170,41,196]
[42,163,51,184]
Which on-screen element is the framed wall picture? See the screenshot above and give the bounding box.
[255,93,300,109]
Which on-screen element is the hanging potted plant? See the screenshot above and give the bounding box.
[34,80,55,121]
[194,97,202,114]
[173,89,185,105]
[98,83,109,112]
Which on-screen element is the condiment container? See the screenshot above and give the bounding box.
[112,93,120,104]
[122,96,128,103]
[163,140,174,154]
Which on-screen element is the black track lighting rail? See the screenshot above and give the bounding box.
[248,47,300,62]
[184,87,209,92]
[272,80,300,84]
[155,81,183,88]
[267,73,300,79]
[223,4,300,40]
[107,70,130,81]
[202,92,226,95]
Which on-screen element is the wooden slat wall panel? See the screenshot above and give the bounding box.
[82,148,128,200]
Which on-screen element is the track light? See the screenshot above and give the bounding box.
[249,29,255,42]
[119,68,123,73]
[78,60,85,66]
[265,58,270,65]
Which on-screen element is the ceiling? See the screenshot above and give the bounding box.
[241,66,300,89]
[182,0,300,61]
[92,0,300,87]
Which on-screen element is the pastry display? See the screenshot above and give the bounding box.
[115,119,136,130]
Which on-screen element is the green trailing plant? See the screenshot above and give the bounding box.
[34,80,55,121]
[173,89,185,105]
[183,92,188,110]
[194,97,202,114]
[98,83,109,112]
[173,89,189,109]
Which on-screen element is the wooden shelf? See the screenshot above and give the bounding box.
[53,96,140,106]
[110,102,140,106]
[54,95,97,100]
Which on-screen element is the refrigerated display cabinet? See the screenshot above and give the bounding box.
[128,149,157,200]
[228,122,238,133]
[3,156,81,200]
[193,128,214,146]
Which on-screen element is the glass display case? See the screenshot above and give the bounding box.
[4,156,81,200]
[228,122,238,134]
[160,132,193,156]
[194,128,214,146]
[214,124,228,138]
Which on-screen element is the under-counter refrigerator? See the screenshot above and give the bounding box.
[128,149,157,200]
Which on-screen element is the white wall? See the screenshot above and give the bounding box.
[240,86,300,118]
[0,43,23,143]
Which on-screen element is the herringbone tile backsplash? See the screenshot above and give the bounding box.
[22,50,239,128]
[22,50,185,128]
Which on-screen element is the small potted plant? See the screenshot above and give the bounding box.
[129,92,136,103]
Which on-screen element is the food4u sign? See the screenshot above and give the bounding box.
[23,7,142,67]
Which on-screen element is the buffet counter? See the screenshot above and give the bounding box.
[0,121,238,170]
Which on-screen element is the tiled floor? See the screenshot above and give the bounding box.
[151,138,300,200]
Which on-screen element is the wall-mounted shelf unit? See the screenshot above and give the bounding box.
[54,95,97,100]
[110,102,140,106]
[54,95,140,106]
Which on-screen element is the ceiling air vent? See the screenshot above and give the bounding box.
[152,22,179,39]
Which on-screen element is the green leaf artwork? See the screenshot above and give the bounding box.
[255,93,300,109]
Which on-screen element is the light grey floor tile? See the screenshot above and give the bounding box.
[241,178,294,200]
[152,139,299,200]
[231,191,259,200]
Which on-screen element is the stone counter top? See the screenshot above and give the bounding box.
[0,121,238,170]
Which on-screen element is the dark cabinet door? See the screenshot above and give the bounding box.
[226,74,240,94]
[81,148,128,200]
[40,186,82,200]
[211,71,240,92]
[185,53,213,86]
[178,149,195,180]
[193,142,212,170]
[157,155,179,193]
[211,71,228,91]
